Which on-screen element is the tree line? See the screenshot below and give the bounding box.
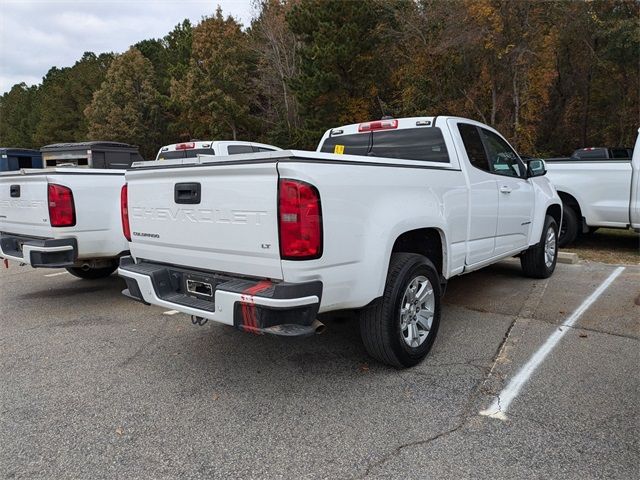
[0,0,637,159]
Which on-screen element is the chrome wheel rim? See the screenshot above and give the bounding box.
[544,226,557,268]
[399,275,434,348]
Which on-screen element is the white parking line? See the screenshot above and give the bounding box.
[162,310,180,316]
[44,271,70,277]
[480,266,625,420]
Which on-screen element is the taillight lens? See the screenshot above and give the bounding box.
[121,184,131,241]
[48,184,75,227]
[278,179,322,260]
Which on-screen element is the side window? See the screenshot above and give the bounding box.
[253,146,276,152]
[227,145,254,155]
[611,148,629,159]
[479,128,523,178]
[458,123,489,172]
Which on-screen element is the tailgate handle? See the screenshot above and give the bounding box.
[10,185,20,198]
[174,182,201,204]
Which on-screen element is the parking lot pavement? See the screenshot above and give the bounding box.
[1,260,638,479]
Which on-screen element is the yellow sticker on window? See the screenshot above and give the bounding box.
[334,144,345,155]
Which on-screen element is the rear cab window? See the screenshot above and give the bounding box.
[157,148,213,160]
[319,126,450,163]
[610,148,631,159]
[227,145,254,155]
[571,148,608,160]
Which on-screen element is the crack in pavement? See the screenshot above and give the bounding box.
[357,424,463,479]
[357,300,538,477]
[357,280,555,477]
[532,317,640,342]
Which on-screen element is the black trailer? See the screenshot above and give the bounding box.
[40,141,144,169]
[0,148,43,172]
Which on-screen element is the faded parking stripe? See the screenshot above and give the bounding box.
[480,266,625,420]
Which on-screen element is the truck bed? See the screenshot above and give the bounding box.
[0,168,129,261]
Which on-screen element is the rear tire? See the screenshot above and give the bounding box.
[359,253,441,368]
[558,204,578,247]
[66,265,117,280]
[521,215,558,279]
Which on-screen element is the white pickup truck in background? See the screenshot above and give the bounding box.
[0,141,281,279]
[155,140,281,160]
[545,131,640,246]
[118,116,562,368]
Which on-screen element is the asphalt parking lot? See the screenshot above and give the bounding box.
[1,258,638,479]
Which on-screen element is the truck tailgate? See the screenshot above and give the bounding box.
[0,174,50,237]
[126,162,282,279]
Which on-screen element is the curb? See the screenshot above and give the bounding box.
[558,251,579,264]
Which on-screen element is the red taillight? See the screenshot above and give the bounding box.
[121,184,131,241]
[176,142,195,150]
[358,119,398,132]
[278,179,322,260]
[48,184,75,227]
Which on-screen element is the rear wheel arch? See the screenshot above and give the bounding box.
[557,191,582,220]
[390,227,446,277]
[556,191,583,245]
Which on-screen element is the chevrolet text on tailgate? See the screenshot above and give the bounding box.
[118,116,562,368]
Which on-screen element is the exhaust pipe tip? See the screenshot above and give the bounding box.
[312,319,326,335]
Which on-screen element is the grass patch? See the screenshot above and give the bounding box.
[563,228,639,265]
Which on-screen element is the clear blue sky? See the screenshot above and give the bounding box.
[0,0,255,93]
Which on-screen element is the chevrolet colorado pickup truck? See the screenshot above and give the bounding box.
[0,141,281,279]
[118,116,562,367]
[545,130,640,246]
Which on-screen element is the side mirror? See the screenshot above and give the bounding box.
[526,158,547,178]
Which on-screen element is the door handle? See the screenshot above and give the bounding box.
[174,183,201,204]
[10,185,20,198]
[499,185,512,194]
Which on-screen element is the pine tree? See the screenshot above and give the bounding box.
[0,83,39,147]
[85,48,162,158]
[33,52,113,145]
[287,0,397,147]
[170,8,255,141]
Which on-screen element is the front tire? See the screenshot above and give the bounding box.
[65,265,117,280]
[359,253,441,368]
[520,215,558,279]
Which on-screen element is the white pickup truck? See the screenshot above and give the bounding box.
[545,131,640,246]
[155,140,281,160]
[118,116,562,367]
[0,141,281,279]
